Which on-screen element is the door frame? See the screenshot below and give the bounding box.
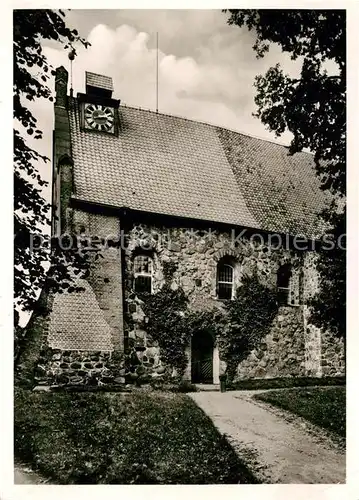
[187,332,220,384]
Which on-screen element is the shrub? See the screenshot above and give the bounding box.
[140,262,193,376]
[172,380,198,393]
[141,282,190,375]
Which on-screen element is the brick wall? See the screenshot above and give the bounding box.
[46,210,124,352]
[47,277,114,351]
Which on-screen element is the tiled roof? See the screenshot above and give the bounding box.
[69,100,258,229]
[85,71,114,91]
[68,99,331,238]
[217,128,330,237]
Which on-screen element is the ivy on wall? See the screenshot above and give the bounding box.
[140,262,190,375]
[139,261,279,381]
[218,273,279,381]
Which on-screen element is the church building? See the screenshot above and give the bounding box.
[37,66,345,387]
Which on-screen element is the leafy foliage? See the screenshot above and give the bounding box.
[140,263,224,375]
[309,208,346,337]
[141,266,278,379]
[225,10,346,337]
[14,10,90,314]
[218,274,278,380]
[187,309,224,342]
[140,263,190,375]
[225,9,345,195]
[14,389,259,484]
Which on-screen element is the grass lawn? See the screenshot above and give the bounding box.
[228,376,345,391]
[254,386,346,437]
[14,388,259,484]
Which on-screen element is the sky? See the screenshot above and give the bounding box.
[28,8,304,199]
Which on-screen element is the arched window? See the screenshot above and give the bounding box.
[133,254,153,293]
[277,264,291,305]
[217,260,234,300]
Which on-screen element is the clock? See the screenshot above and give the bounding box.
[84,103,115,133]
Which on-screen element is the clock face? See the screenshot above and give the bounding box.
[84,104,115,133]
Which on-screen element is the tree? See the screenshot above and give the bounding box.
[14,10,91,322]
[225,9,346,338]
[309,207,346,337]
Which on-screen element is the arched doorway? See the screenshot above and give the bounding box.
[191,330,214,383]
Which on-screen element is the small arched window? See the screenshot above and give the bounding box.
[217,260,234,300]
[277,264,291,305]
[133,254,153,294]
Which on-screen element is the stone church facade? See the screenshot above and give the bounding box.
[36,67,344,387]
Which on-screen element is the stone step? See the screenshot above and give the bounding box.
[194,383,220,391]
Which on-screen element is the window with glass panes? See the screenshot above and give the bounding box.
[217,262,234,300]
[277,264,291,305]
[133,255,153,293]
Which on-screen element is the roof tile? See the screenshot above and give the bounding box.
[85,71,114,91]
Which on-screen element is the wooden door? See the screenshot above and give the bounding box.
[191,330,213,383]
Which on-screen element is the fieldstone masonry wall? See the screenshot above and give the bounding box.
[303,306,322,377]
[301,252,345,377]
[236,307,306,379]
[302,252,322,376]
[124,224,299,309]
[321,332,345,376]
[35,349,117,387]
[36,214,345,387]
[123,223,345,381]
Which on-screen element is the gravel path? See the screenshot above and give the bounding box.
[189,390,345,484]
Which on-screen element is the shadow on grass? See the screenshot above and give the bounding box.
[14,387,260,484]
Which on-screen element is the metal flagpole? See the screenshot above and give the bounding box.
[156,32,159,113]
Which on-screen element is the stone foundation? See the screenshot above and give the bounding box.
[34,325,168,388]
[34,344,170,388]
[35,349,117,387]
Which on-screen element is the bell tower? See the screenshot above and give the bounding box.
[85,71,114,98]
[77,71,120,135]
